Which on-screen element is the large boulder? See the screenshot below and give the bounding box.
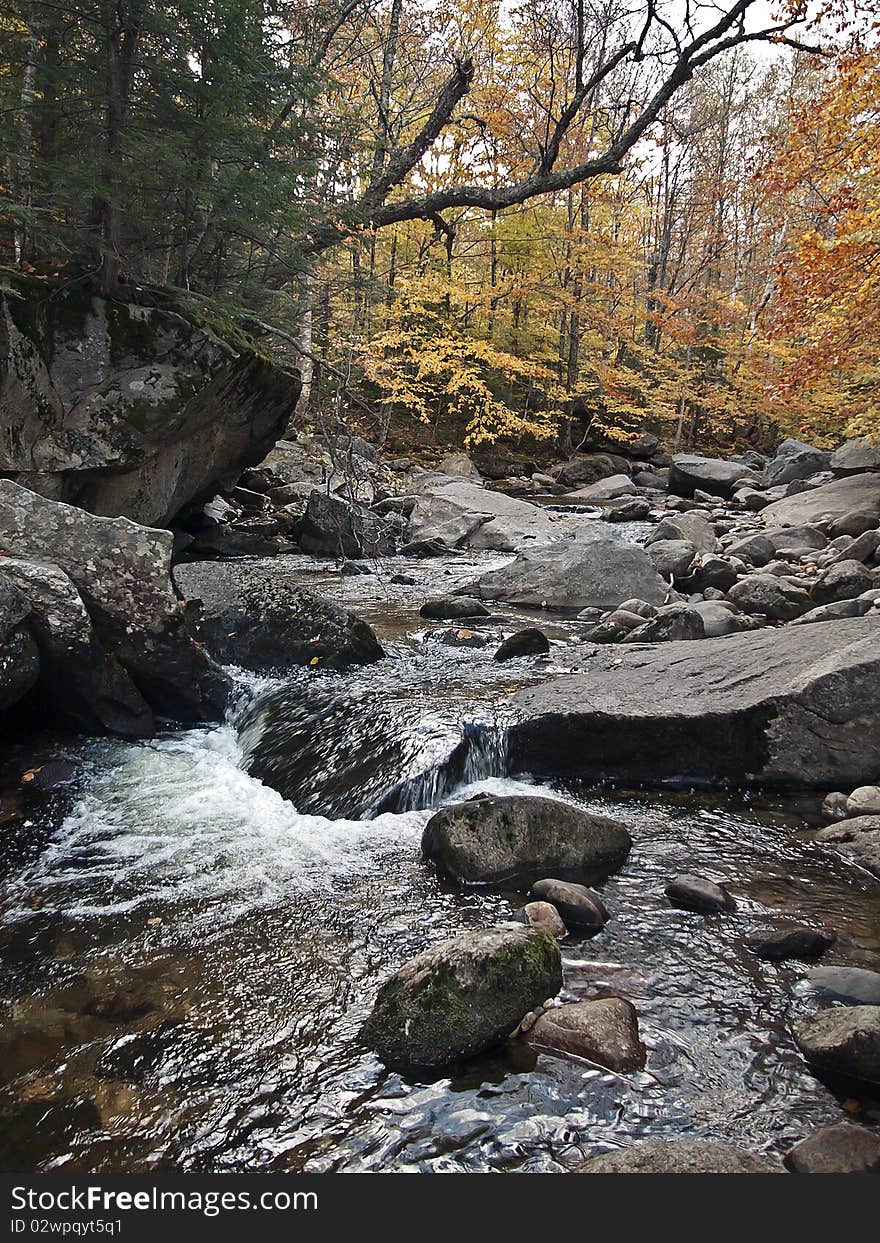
[459,528,669,612]
[421,794,632,886]
[764,439,829,487]
[760,474,880,528]
[794,1006,880,1085]
[0,558,152,735]
[360,923,562,1070]
[669,454,759,498]
[566,474,635,502]
[830,436,880,475]
[549,454,621,488]
[0,278,299,525]
[407,477,557,553]
[295,490,396,558]
[647,512,718,553]
[507,617,880,788]
[577,1139,783,1174]
[172,560,383,671]
[0,481,227,724]
[526,998,646,1072]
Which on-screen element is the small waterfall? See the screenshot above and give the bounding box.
[373,719,510,814]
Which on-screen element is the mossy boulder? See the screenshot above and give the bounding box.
[0,276,299,525]
[422,794,632,886]
[361,923,562,1071]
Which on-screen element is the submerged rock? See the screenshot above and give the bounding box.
[665,874,735,914]
[527,997,646,1072]
[747,926,835,961]
[493,628,551,661]
[172,560,383,671]
[507,617,880,789]
[421,795,632,886]
[577,1139,783,1174]
[529,879,609,932]
[420,596,490,621]
[361,923,562,1071]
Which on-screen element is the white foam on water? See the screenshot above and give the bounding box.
[4,719,432,924]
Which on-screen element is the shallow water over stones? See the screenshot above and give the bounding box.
[2,534,879,1172]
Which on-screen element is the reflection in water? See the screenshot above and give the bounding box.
[1,546,879,1172]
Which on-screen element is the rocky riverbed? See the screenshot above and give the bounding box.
[2,428,880,1173]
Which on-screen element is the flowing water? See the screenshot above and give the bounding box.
[2,530,879,1173]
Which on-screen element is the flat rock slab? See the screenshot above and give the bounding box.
[760,474,880,528]
[508,616,880,788]
[408,478,557,553]
[460,528,669,612]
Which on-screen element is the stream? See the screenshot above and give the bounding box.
[2,524,880,1172]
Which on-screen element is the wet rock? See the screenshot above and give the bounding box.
[812,559,873,605]
[529,879,609,932]
[460,528,669,613]
[847,785,880,816]
[360,923,562,1071]
[514,901,567,938]
[420,596,490,621]
[805,966,880,1006]
[760,474,880,529]
[391,573,417,586]
[727,574,812,620]
[623,605,705,643]
[665,874,735,914]
[822,791,849,818]
[0,481,228,725]
[794,1005,880,1085]
[422,795,632,886]
[527,997,646,1072]
[510,616,880,788]
[494,628,551,661]
[747,926,835,961]
[577,1139,783,1174]
[173,560,383,671]
[830,436,880,475]
[296,490,397,558]
[784,1124,880,1173]
[814,815,880,878]
[434,627,490,649]
[586,609,647,643]
[0,279,298,525]
[669,454,759,499]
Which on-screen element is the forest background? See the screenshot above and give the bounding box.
[1,0,878,458]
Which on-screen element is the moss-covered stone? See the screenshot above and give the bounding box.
[361,923,562,1071]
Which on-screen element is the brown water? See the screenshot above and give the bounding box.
[2,538,879,1172]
